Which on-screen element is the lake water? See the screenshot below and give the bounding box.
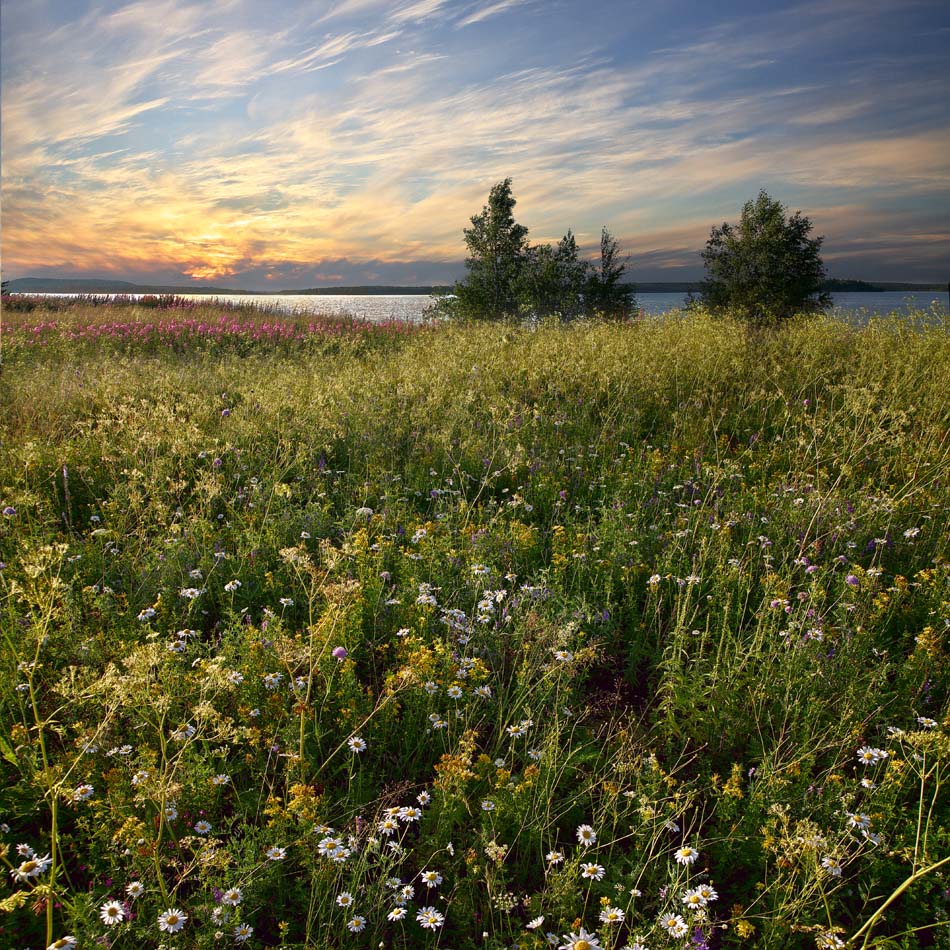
[24,290,949,323]
[167,290,950,322]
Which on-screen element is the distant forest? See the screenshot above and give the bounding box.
[5,277,945,295]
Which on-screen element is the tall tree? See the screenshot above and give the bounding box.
[700,191,829,323]
[586,227,635,318]
[453,179,529,320]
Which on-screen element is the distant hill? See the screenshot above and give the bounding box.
[5,276,945,295]
[5,277,252,295]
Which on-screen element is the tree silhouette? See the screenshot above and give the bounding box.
[701,191,829,322]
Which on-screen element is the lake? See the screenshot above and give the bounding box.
[25,290,950,323]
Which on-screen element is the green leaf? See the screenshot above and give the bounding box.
[0,732,18,766]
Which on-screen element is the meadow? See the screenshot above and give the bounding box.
[1,298,948,950]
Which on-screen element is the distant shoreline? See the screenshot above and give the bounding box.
[5,277,946,296]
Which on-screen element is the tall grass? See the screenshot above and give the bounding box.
[1,300,947,949]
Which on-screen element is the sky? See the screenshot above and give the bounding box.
[2,0,948,289]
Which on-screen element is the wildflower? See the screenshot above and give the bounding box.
[599,906,625,924]
[648,574,662,586]
[527,915,545,929]
[856,746,888,766]
[388,907,408,921]
[475,684,493,698]
[100,901,125,926]
[170,723,196,741]
[398,805,422,822]
[137,607,156,621]
[423,680,438,695]
[416,906,445,929]
[211,773,231,787]
[337,891,354,908]
[576,824,597,847]
[224,579,242,592]
[158,908,188,933]
[580,862,605,880]
[265,846,286,860]
[263,672,283,689]
[227,670,244,685]
[164,804,178,821]
[674,845,700,866]
[355,506,374,518]
[347,736,367,753]
[72,784,94,801]
[347,915,367,932]
[11,853,52,881]
[546,850,564,864]
[47,939,78,950]
[847,813,871,830]
[682,887,707,909]
[131,770,150,786]
[179,587,204,599]
[917,716,938,729]
[167,639,186,653]
[234,922,254,944]
[194,820,212,835]
[553,650,574,662]
[421,869,443,888]
[126,881,144,898]
[332,646,348,660]
[222,887,242,906]
[695,884,718,903]
[447,684,463,699]
[559,927,602,950]
[660,913,689,938]
[816,934,845,949]
[481,799,495,811]
[318,836,344,856]
[417,790,431,805]
[821,856,843,877]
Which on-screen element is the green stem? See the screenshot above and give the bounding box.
[851,854,950,948]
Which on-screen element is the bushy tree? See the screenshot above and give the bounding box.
[445,181,636,322]
[517,230,589,320]
[452,178,529,320]
[700,191,830,322]
[586,227,636,318]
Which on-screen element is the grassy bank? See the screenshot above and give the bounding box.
[1,301,948,949]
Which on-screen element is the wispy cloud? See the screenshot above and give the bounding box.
[455,0,534,27]
[2,0,948,284]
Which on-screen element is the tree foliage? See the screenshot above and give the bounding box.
[449,180,635,321]
[700,190,830,322]
[586,227,636,319]
[452,178,529,320]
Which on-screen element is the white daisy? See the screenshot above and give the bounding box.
[157,908,188,933]
[99,900,126,925]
